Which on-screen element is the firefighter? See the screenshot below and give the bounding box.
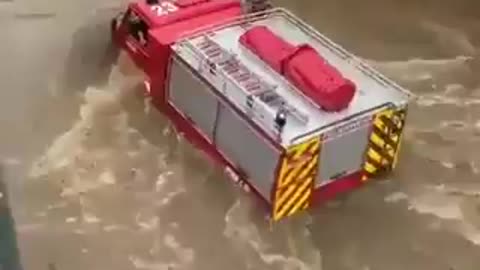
[128,13,147,45]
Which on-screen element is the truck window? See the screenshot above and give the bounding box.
[124,10,149,46]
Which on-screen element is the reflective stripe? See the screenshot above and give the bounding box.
[362,108,407,181]
[272,136,321,221]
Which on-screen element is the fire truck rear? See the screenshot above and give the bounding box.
[110,0,413,222]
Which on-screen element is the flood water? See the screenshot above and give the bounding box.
[1,0,480,269]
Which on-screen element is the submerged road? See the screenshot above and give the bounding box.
[1,0,480,269]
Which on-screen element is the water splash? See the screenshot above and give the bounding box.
[384,184,480,247]
[420,21,477,57]
[368,56,474,87]
[224,199,323,270]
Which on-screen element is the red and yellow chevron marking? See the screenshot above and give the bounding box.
[272,136,322,221]
[362,108,407,181]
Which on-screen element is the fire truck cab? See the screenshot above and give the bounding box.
[111,0,413,221]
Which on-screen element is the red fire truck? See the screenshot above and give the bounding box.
[110,0,413,222]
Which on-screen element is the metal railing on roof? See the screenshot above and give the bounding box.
[175,7,414,145]
[177,8,415,103]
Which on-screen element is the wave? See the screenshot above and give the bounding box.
[224,199,322,270]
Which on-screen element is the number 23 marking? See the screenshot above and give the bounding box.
[150,1,178,16]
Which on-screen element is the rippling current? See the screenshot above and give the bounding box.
[1,0,480,269]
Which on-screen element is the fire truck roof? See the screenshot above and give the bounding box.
[173,8,413,147]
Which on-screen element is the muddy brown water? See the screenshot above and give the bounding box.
[1,0,480,269]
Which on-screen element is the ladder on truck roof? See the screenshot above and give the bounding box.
[191,35,309,135]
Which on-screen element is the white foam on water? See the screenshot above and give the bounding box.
[155,171,174,192]
[1,157,21,166]
[440,120,468,129]
[444,83,467,95]
[475,121,480,130]
[98,169,116,184]
[65,217,77,223]
[135,212,159,231]
[154,189,186,208]
[46,201,68,210]
[224,199,322,270]
[384,191,409,203]
[83,212,101,224]
[129,256,173,270]
[420,21,477,57]
[368,56,473,84]
[25,62,200,269]
[59,172,110,198]
[408,191,464,220]
[164,234,195,265]
[405,185,480,246]
[103,224,127,232]
[28,63,165,216]
[416,94,468,107]
[471,161,479,175]
[128,231,196,270]
[461,227,480,246]
[441,161,455,169]
[30,61,143,173]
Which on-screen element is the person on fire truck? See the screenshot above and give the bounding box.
[127,12,148,45]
